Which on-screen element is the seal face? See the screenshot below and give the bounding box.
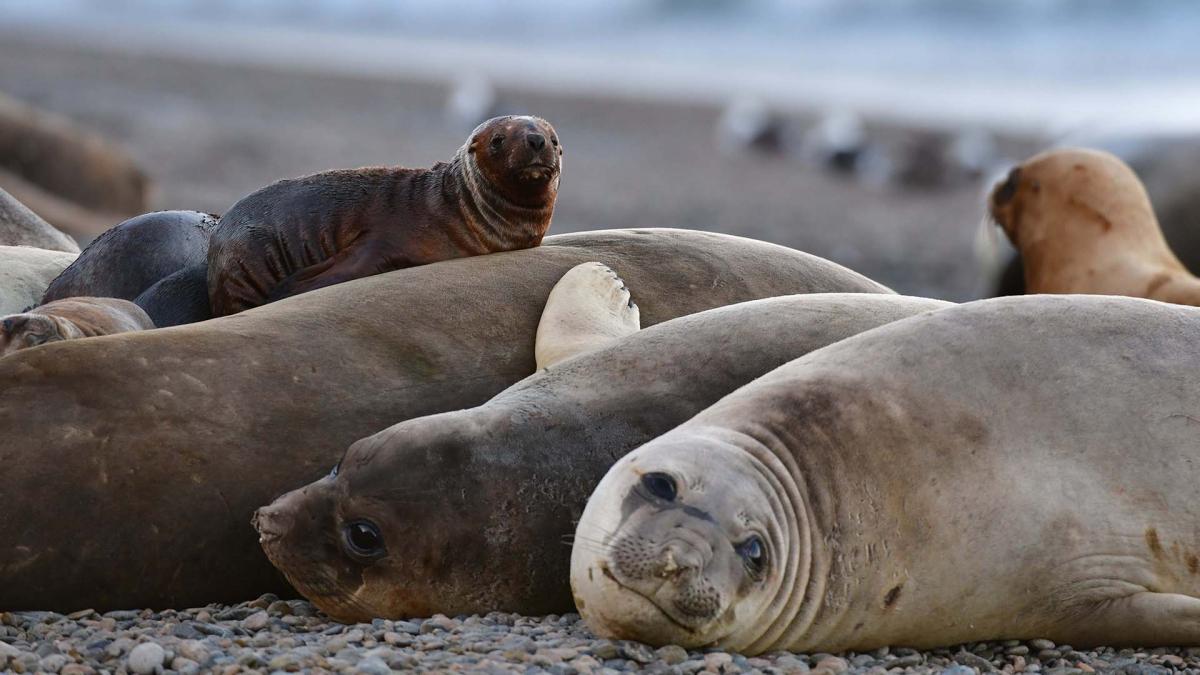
[206,115,562,316]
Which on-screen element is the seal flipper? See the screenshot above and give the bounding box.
[535,261,640,369]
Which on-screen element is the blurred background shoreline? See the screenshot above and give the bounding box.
[2,0,1198,301]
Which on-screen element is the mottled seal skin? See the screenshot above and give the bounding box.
[0,228,889,612]
[253,293,946,622]
[0,245,77,315]
[0,92,150,237]
[41,210,216,305]
[207,115,562,317]
[133,263,212,328]
[989,148,1200,305]
[573,295,1200,654]
[0,186,78,253]
[1,297,153,356]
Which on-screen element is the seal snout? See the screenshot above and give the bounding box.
[526,133,547,151]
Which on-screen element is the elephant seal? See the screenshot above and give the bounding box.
[0,92,151,238]
[0,228,888,612]
[572,294,1200,654]
[42,210,216,304]
[253,265,944,621]
[0,245,77,315]
[1,297,153,356]
[0,186,78,253]
[988,148,1200,305]
[207,115,562,317]
[133,263,212,327]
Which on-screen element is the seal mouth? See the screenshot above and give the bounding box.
[599,562,702,635]
[519,163,559,180]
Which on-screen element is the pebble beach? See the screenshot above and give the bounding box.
[4,595,1198,674]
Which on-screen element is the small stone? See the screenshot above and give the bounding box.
[127,642,165,675]
[248,592,278,609]
[39,654,69,673]
[620,641,655,664]
[0,642,20,657]
[890,654,923,668]
[1076,663,1095,672]
[60,665,95,675]
[1160,654,1184,667]
[658,645,689,665]
[592,642,620,660]
[65,609,95,621]
[955,649,996,672]
[105,610,139,621]
[1038,649,1063,661]
[393,620,421,635]
[773,655,810,674]
[267,600,293,616]
[942,666,976,675]
[356,656,393,675]
[813,655,848,673]
[175,640,209,664]
[171,656,200,674]
[242,611,269,631]
[1030,639,1057,651]
[1007,645,1031,656]
[268,653,302,671]
[171,622,203,640]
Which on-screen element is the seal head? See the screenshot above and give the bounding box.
[570,429,790,650]
[465,115,562,209]
[0,314,61,355]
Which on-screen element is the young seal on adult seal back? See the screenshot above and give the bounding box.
[253,263,944,621]
[206,115,562,316]
[0,228,888,612]
[1,297,153,356]
[989,147,1200,305]
[573,294,1200,654]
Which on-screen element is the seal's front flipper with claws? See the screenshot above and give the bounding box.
[535,261,641,369]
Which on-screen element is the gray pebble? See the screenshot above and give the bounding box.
[127,642,165,675]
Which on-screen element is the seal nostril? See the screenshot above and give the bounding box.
[527,133,546,151]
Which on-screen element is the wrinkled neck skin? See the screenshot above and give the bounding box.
[451,146,555,252]
[687,424,828,654]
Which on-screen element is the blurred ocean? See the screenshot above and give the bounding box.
[2,0,1198,135]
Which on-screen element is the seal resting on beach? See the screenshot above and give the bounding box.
[206,115,562,316]
[1,297,153,356]
[572,294,1200,654]
[253,261,946,621]
[0,228,889,611]
[0,186,78,253]
[989,148,1200,305]
[0,92,151,238]
[0,245,77,315]
[42,210,216,304]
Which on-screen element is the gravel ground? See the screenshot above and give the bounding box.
[1,595,1196,674]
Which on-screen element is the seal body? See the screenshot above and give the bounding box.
[42,210,216,304]
[254,292,948,621]
[1,297,153,355]
[573,295,1200,653]
[0,245,77,315]
[133,263,212,327]
[0,186,78,253]
[0,92,150,237]
[0,228,888,611]
[207,115,562,316]
[989,148,1200,305]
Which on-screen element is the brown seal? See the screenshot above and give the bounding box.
[0,93,151,238]
[988,147,1200,305]
[1,297,153,356]
[0,228,889,612]
[206,115,562,316]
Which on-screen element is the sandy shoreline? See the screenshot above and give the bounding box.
[0,33,1042,301]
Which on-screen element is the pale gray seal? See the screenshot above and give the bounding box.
[572,294,1200,653]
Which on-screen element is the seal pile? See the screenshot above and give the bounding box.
[4,129,1200,672]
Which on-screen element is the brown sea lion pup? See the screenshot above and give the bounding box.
[207,115,562,316]
[988,147,1200,305]
[1,297,153,356]
[0,228,889,612]
[0,93,151,238]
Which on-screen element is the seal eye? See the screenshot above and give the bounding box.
[343,520,385,561]
[490,135,505,150]
[641,472,677,502]
[737,535,767,579]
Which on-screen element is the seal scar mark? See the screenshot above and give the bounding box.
[1146,527,1163,558]
[883,583,903,608]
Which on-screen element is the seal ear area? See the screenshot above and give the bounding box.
[991,167,1022,208]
